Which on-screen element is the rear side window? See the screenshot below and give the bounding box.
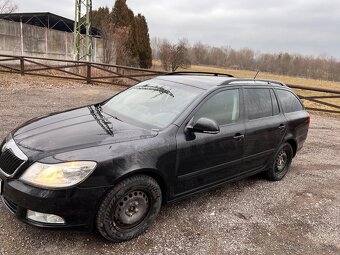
[276,89,303,113]
[245,88,272,119]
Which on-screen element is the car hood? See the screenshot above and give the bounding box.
[13,106,158,158]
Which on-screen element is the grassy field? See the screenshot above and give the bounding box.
[153,61,340,117]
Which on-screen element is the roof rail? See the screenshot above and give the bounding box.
[165,71,234,77]
[220,78,286,87]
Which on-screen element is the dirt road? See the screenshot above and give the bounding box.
[0,74,339,255]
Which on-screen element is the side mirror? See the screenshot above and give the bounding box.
[186,117,220,134]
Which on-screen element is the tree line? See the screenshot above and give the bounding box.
[152,38,340,82]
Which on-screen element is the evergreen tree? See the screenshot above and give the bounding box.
[92,7,111,28]
[134,14,152,68]
[92,0,153,67]
[112,0,138,65]
[111,0,134,27]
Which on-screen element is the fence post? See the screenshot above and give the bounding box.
[20,57,25,76]
[86,63,91,84]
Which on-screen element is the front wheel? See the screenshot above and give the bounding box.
[266,143,293,181]
[96,175,162,242]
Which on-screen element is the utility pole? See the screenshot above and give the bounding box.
[74,0,93,61]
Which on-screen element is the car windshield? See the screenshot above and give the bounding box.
[103,81,203,129]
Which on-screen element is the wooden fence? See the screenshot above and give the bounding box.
[0,54,339,115]
[0,54,165,85]
[287,84,340,115]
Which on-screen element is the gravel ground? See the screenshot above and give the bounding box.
[0,74,339,255]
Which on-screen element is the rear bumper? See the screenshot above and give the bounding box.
[296,132,308,153]
[1,176,109,231]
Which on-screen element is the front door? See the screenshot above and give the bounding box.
[174,88,245,197]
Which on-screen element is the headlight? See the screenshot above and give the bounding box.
[20,161,97,188]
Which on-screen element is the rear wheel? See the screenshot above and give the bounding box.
[266,143,293,181]
[96,175,162,242]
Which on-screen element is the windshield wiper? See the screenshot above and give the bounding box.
[96,104,123,122]
[89,106,114,136]
[95,104,103,112]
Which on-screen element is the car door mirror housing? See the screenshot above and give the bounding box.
[187,117,220,134]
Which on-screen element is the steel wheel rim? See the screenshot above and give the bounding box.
[114,190,150,228]
[275,150,288,173]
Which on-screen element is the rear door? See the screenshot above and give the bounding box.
[242,87,286,172]
[275,89,309,151]
[174,88,245,196]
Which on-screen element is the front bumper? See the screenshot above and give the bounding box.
[0,175,109,231]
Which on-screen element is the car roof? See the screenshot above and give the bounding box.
[154,75,287,90]
[154,75,231,89]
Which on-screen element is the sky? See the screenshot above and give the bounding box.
[16,0,340,59]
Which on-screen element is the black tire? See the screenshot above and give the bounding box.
[96,175,162,242]
[266,143,293,181]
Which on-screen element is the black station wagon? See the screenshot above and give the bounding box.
[0,72,309,242]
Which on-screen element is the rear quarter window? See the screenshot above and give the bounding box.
[276,89,304,113]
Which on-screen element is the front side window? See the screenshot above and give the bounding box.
[276,89,303,113]
[245,88,272,120]
[193,89,240,125]
[103,81,203,129]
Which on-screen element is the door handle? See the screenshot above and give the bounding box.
[278,124,286,130]
[233,133,244,141]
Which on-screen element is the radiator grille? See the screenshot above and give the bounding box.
[0,149,25,176]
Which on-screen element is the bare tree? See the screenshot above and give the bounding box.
[151,37,162,59]
[191,41,208,64]
[112,27,130,65]
[102,34,115,64]
[0,0,17,13]
[159,39,191,71]
[170,39,191,71]
[98,24,130,65]
[159,39,173,71]
[96,20,115,64]
[92,7,131,65]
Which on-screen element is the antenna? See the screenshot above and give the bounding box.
[254,70,260,79]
